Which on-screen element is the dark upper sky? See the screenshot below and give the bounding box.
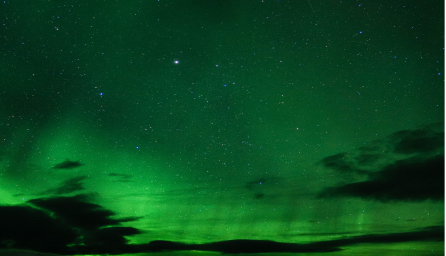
[0,0,444,255]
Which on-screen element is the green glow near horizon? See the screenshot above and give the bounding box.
[0,1,443,255]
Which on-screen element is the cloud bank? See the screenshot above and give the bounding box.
[318,124,444,202]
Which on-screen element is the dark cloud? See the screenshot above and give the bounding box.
[318,125,444,202]
[122,226,445,254]
[0,194,143,255]
[320,152,368,175]
[354,152,382,166]
[109,173,132,182]
[389,124,444,154]
[0,205,77,254]
[109,173,131,178]
[28,194,140,230]
[83,227,141,246]
[311,225,444,248]
[188,239,341,253]
[319,155,444,202]
[76,227,142,255]
[127,239,340,253]
[52,159,84,170]
[322,124,443,172]
[40,176,87,195]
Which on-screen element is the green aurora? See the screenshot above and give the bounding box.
[0,0,444,255]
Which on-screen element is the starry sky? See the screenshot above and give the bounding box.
[0,0,444,255]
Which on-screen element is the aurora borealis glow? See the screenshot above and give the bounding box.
[0,0,444,255]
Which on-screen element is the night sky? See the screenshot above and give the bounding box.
[0,0,444,255]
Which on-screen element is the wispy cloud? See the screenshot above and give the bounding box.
[39,176,88,195]
[109,172,132,182]
[52,159,84,170]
